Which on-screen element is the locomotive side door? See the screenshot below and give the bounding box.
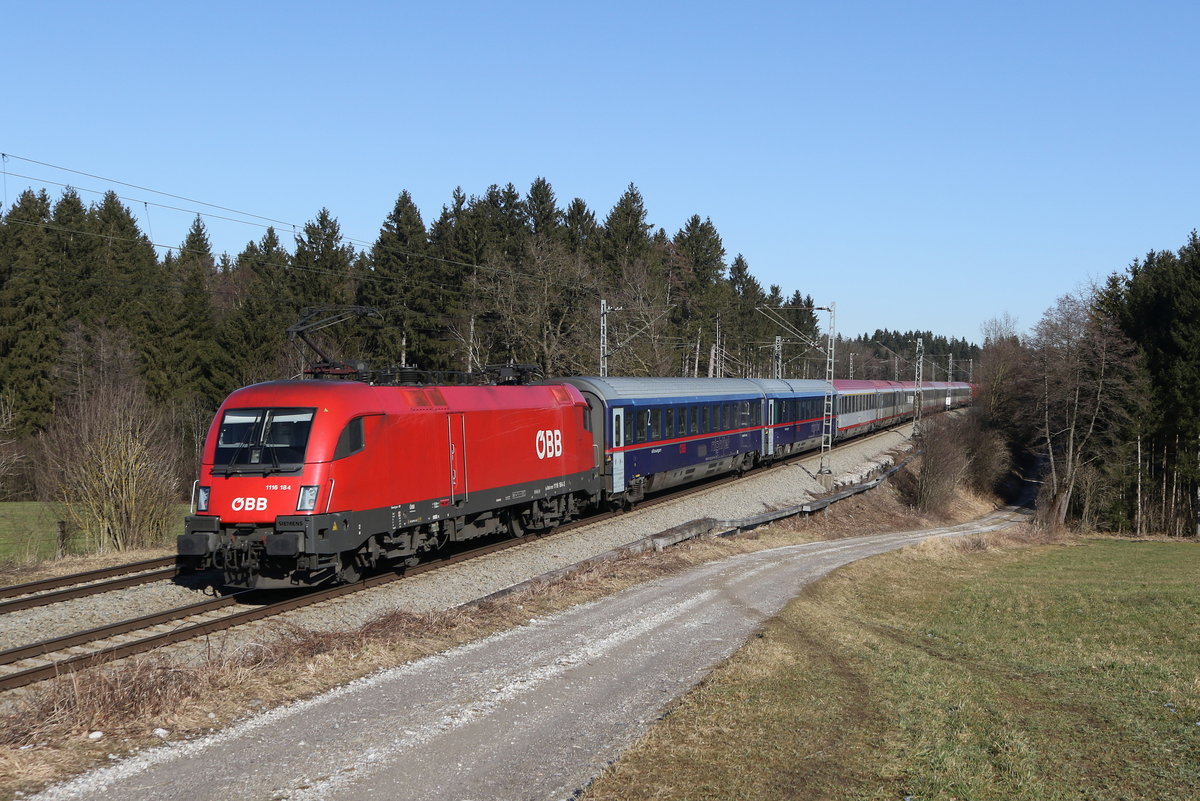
[611,407,626,494]
[447,413,468,504]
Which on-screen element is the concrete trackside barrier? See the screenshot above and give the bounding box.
[468,452,918,608]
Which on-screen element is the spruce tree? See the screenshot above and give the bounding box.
[167,217,226,405]
[359,191,429,367]
[47,189,95,323]
[601,184,652,278]
[526,177,563,239]
[220,228,294,383]
[0,190,60,433]
[564,198,599,258]
[290,208,356,311]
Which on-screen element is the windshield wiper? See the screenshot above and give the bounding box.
[221,442,250,476]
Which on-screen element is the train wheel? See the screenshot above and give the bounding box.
[338,553,362,584]
[506,508,527,538]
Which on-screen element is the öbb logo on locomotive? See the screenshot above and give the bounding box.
[535,428,563,460]
[230,497,269,512]
[178,376,975,590]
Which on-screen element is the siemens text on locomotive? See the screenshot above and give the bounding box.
[177,376,973,589]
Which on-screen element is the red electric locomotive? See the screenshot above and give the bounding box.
[177,380,601,589]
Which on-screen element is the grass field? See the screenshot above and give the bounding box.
[0,502,67,564]
[0,502,187,565]
[585,538,1200,801]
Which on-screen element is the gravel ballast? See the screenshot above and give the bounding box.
[0,427,913,661]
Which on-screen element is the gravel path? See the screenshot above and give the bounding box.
[27,504,1027,801]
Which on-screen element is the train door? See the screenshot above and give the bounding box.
[611,407,626,493]
[764,399,775,456]
[447,413,468,504]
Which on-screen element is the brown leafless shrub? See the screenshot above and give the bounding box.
[955,412,1012,494]
[914,418,969,513]
[35,381,179,552]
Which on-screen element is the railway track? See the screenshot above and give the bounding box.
[0,424,913,694]
[0,471,745,694]
[0,533,553,693]
[0,556,178,613]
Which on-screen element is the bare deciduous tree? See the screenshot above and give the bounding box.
[38,329,180,552]
[1030,290,1139,528]
[477,237,601,376]
[0,395,24,500]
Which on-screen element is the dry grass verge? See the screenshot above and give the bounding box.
[583,528,1200,801]
[0,480,1007,799]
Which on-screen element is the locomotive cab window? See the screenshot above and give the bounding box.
[214,407,315,473]
[334,417,366,460]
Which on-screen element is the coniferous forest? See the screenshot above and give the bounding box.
[1,177,1196,547]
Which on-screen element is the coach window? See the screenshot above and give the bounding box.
[614,413,622,446]
[664,408,674,439]
[651,409,662,440]
[333,416,365,460]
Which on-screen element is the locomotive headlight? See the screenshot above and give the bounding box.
[297,485,320,512]
[197,486,211,513]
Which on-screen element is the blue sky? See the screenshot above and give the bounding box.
[4,0,1197,344]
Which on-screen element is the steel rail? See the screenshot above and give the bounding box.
[0,556,175,601]
[0,566,179,614]
[0,534,544,693]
